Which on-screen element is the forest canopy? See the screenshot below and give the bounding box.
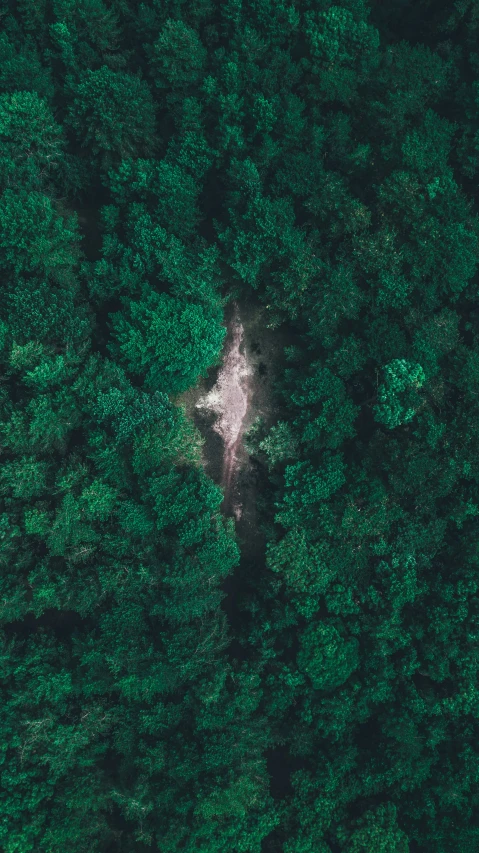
[2,0,479,851]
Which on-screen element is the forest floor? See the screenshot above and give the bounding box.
[175,298,290,557]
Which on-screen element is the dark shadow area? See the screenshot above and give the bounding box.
[6,608,91,641]
[369,0,453,45]
[76,205,104,263]
[266,745,296,799]
[90,296,123,358]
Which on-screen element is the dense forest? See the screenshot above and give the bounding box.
[3,0,479,850]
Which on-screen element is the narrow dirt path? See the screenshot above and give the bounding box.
[196,304,252,517]
[174,297,295,541]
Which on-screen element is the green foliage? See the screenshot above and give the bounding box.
[374,359,426,429]
[109,289,225,393]
[282,361,360,449]
[258,420,299,468]
[49,0,124,74]
[0,33,52,98]
[0,189,79,278]
[401,108,457,181]
[149,19,207,98]
[0,91,64,189]
[342,803,409,852]
[271,454,347,557]
[297,619,360,691]
[3,0,479,850]
[304,5,380,104]
[65,66,158,169]
[370,41,455,136]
